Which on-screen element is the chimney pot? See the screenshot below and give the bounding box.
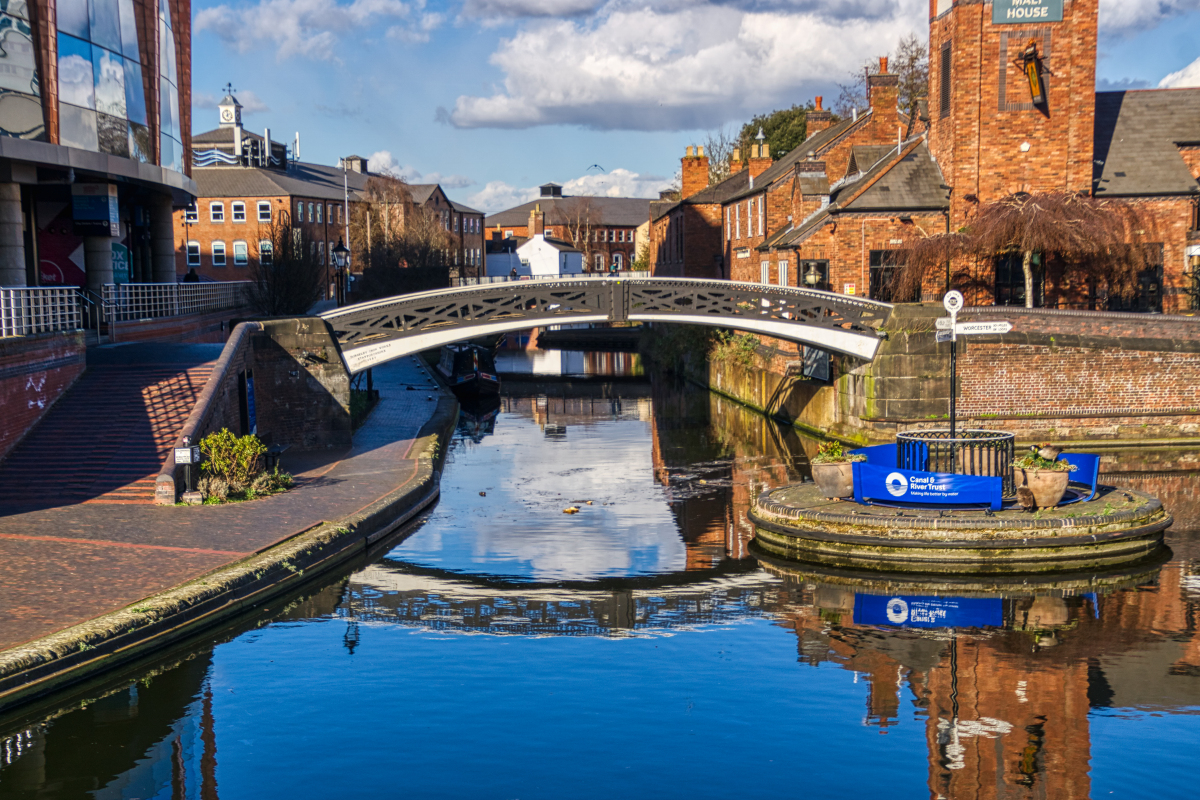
[814,95,823,111]
[686,145,695,157]
[698,145,705,157]
[880,56,889,73]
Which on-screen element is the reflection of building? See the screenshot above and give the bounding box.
[0,0,195,289]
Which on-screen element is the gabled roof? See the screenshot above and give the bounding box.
[763,138,948,250]
[408,184,441,205]
[485,196,652,227]
[450,199,483,215]
[725,112,867,203]
[1093,88,1200,197]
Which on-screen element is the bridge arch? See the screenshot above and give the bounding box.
[320,277,892,373]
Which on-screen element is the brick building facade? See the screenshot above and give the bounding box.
[485,183,650,274]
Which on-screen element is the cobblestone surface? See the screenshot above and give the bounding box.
[0,356,446,652]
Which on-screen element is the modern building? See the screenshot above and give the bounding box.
[0,0,195,289]
[485,183,650,272]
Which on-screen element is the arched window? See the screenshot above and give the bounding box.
[613,252,624,270]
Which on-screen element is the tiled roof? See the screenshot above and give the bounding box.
[450,199,483,215]
[678,169,750,208]
[408,184,441,205]
[485,196,652,227]
[764,138,948,249]
[1093,89,1200,197]
[726,113,865,202]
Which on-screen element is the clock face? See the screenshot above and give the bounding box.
[221,109,233,122]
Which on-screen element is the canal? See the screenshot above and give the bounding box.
[0,351,1197,799]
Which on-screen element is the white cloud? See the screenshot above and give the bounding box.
[195,0,443,61]
[194,89,271,114]
[1099,0,1200,38]
[367,150,474,188]
[444,0,925,130]
[466,167,671,213]
[1159,55,1200,88]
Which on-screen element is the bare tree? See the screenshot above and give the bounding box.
[561,197,601,270]
[703,125,739,184]
[896,193,1152,307]
[351,174,456,299]
[249,221,326,315]
[894,33,929,137]
[396,205,454,271]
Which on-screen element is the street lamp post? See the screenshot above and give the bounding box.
[332,238,349,307]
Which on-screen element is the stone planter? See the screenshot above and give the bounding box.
[811,462,855,499]
[1015,468,1071,508]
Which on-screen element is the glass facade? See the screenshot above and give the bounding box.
[0,0,46,140]
[55,0,150,160]
[157,0,182,172]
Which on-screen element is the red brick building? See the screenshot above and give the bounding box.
[485,183,650,274]
[654,0,1200,311]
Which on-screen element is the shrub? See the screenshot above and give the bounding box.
[197,476,230,502]
[812,440,866,464]
[199,429,267,487]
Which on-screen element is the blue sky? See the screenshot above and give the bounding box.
[188,0,1200,213]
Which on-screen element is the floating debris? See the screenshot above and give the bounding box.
[563,507,580,514]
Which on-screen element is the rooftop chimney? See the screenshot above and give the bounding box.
[747,127,772,178]
[680,145,710,200]
[528,204,545,236]
[806,94,833,139]
[729,147,744,174]
[867,54,900,125]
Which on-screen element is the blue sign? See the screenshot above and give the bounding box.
[246,376,257,435]
[854,595,1004,629]
[71,183,119,237]
[993,0,1062,23]
[853,462,1002,510]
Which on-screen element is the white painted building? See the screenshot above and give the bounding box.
[515,234,583,276]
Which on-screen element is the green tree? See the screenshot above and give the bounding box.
[737,104,812,162]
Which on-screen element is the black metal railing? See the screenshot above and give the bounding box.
[896,429,1016,496]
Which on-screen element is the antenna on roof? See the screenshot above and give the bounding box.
[294,132,300,163]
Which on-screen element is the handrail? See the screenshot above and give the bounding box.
[103,281,253,323]
[0,286,83,337]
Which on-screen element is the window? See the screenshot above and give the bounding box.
[184,204,197,223]
[869,250,905,301]
[210,202,224,222]
[337,205,342,224]
[594,253,603,271]
[257,201,271,223]
[799,260,829,291]
[758,198,764,236]
[316,203,322,224]
[726,208,731,240]
[308,202,314,222]
[760,261,770,284]
[212,241,226,266]
[940,43,951,119]
[994,252,1042,307]
[318,241,325,264]
[736,204,741,239]
[233,241,248,265]
[186,241,200,266]
[778,260,789,287]
[329,241,336,265]
[259,240,273,265]
[232,201,245,222]
[613,252,624,270]
[296,202,305,223]
[504,230,513,238]
[454,215,459,233]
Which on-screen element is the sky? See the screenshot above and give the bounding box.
[188,0,1200,214]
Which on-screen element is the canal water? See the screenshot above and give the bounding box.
[1,354,1197,799]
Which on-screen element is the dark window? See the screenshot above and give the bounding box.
[994,252,1043,307]
[1108,245,1164,313]
[799,259,830,291]
[869,250,903,301]
[940,44,952,119]
[1190,198,1199,232]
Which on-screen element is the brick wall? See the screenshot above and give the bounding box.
[0,332,86,462]
[110,307,251,344]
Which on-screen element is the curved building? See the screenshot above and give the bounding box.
[0,0,194,288]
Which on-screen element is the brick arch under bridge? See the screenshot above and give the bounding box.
[320,277,892,374]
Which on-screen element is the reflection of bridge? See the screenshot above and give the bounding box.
[320,278,891,372]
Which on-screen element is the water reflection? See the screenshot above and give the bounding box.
[0,367,1197,799]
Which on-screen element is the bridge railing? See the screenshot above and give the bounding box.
[102,281,253,322]
[452,271,650,287]
[0,286,82,337]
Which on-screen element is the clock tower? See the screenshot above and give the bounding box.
[218,86,243,129]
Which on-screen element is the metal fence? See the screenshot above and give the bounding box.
[102,281,252,323]
[452,271,651,287]
[0,287,82,337]
[896,428,1017,496]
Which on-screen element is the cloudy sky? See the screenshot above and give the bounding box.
[189,0,1200,213]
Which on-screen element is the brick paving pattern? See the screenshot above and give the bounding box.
[0,355,446,652]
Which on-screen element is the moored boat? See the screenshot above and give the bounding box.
[437,343,500,397]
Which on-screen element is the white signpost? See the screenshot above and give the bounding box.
[935,318,1013,335]
[934,292,1012,446]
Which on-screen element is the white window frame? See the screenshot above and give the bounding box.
[210,202,224,223]
[296,202,305,223]
[316,203,322,224]
[778,260,788,287]
[504,230,513,238]
[233,241,248,266]
[231,201,246,222]
[257,201,272,223]
[259,240,273,265]
[758,197,764,236]
[308,202,314,222]
[212,241,226,266]
[760,260,769,285]
[613,252,624,270]
[186,241,200,266]
[736,204,741,239]
[184,204,197,223]
[594,253,603,271]
[726,208,731,240]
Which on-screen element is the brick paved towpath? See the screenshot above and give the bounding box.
[0,355,451,654]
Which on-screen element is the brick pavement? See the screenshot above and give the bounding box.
[0,355,448,652]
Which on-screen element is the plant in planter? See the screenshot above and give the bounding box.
[810,440,866,499]
[1012,444,1076,510]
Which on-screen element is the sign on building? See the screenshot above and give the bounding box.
[853,594,1003,629]
[71,184,119,237]
[993,0,1062,24]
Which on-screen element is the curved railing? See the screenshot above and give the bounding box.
[897,429,1017,496]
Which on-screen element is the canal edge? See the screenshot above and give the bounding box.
[0,392,460,717]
